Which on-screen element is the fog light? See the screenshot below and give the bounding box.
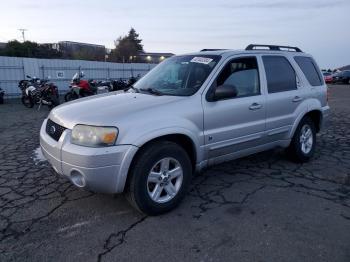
[70,170,86,188]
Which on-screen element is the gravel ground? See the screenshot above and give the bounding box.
[0,85,349,262]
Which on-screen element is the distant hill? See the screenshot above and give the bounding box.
[338,65,350,71]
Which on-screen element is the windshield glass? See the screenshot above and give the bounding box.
[72,73,79,81]
[134,55,221,96]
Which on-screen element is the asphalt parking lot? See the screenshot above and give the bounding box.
[0,84,349,262]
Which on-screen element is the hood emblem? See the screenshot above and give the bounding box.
[50,125,56,134]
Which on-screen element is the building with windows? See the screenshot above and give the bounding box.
[56,41,106,61]
[136,52,174,63]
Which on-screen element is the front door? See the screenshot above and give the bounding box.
[202,56,266,164]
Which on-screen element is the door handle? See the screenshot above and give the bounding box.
[249,103,262,110]
[292,96,303,102]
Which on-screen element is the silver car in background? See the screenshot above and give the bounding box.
[40,44,330,215]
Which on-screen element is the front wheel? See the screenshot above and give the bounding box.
[287,117,316,163]
[125,141,192,215]
[64,92,78,102]
[21,95,34,108]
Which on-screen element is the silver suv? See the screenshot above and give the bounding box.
[40,44,330,215]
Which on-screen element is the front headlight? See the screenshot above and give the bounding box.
[71,125,118,147]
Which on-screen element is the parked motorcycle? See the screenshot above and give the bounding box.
[110,78,128,91]
[95,80,112,93]
[19,75,59,109]
[64,73,141,102]
[109,75,141,91]
[128,75,138,86]
[64,72,111,101]
[64,72,96,102]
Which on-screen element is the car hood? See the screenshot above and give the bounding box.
[49,92,184,129]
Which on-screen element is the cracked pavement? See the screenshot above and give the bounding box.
[0,85,349,262]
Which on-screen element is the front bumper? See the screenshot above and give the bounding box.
[40,119,138,194]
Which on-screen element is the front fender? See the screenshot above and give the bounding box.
[118,118,204,164]
[139,127,203,162]
[25,86,36,96]
[114,125,203,193]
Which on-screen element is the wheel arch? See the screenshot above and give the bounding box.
[305,110,322,132]
[290,109,322,139]
[122,133,198,194]
[133,133,197,172]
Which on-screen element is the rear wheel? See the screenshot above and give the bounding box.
[125,141,192,215]
[21,95,34,108]
[64,92,78,102]
[49,95,60,108]
[287,117,316,162]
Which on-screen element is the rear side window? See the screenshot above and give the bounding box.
[294,56,323,86]
[262,56,297,93]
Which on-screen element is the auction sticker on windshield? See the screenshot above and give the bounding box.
[190,57,213,64]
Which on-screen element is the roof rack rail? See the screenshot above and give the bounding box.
[200,49,227,52]
[245,44,302,52]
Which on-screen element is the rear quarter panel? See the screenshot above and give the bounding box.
[287,53,329,137]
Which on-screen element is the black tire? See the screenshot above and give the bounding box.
[125,141,192,215]
[287,116,316,163]
[21,95,34,108]
[49,95,60,109]
[64,92,78,102]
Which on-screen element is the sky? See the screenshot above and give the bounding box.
[0,0,349,68]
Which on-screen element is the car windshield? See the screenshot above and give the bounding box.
[134,55,221,96]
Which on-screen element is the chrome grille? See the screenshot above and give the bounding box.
[46,119,66,141]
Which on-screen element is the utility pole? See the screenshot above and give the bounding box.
[18,29,27,42]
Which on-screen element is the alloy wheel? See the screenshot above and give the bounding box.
[299,124,313,154]
[147,157,183,203]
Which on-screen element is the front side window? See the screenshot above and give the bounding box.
[294,56,323,86]
[214,57,260,98]
[262,56,297,93]
[134,55,221,96]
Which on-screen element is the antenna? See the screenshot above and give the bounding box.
[18,29,27,42]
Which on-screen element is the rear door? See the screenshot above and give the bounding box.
[262,55,305,142]
[203,55,266,163]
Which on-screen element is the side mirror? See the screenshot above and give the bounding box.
[212,84,238,101]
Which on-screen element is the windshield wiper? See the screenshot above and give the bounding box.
[139,88,164,96]
[124,85,139,93]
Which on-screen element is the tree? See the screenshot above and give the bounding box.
[109,28,144,62]
[0,40,62,58]
[0,40,30,57]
